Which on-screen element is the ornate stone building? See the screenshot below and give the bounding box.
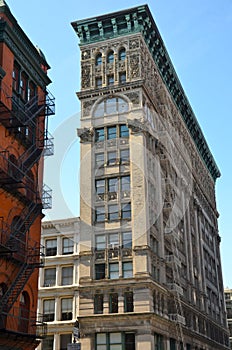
[71,5,229,350]
[225,288,232,349]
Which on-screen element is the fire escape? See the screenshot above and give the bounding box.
[0,81,55,340]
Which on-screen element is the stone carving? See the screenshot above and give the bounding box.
[81,64,91,89]
[83,100,97,117]
[129,38,140,49]
[130,53,140,79]
[125,91,140,105]
[81,50,91,60]
[77,127,94,142]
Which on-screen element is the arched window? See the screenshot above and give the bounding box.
[107,50,114,64]
[18,291,30,333]
[95,53,102,66]
[119,47,126,61]
[93,97,129,118]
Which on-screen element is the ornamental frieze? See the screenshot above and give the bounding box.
[130,53,140,79]
[81,49,91,60]
[125,91,140,105]
[81,64,91,89]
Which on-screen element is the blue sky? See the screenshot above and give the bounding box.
[6,0,232,287]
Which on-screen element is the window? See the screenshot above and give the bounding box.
[95,153,104,168]
[124,292,134,312]
[107,50,114,63]
[122,262,133,278]
[44,268,56,287]
[95,128,105,142]
[96,235,106,250]
[62,237,74,255]
[94,294,104,314]
[119,124,129,138]
[120,149,130,164]
[45,239,57,256]
[107,75,114,86]
[108,178,118,193]
[96,206,105,222]
[42,335,54,350]
[119,48,126,61]
[43,299,55,322]
[107,126,117,140]
[119,72,126,84]
[94,97,129,117]
[96,77,102,88]
[12,63,20,91]
[170,338,176,350]
[61,266,73,286]
[108,204,119,221]
[20,72,27,100]
[121,203,131,220]
[109,263,119,279]
[96,53,102,66]
[95,263,106,280]
[60,334,72,350]
[121,176,130,192]
[61,298,73,321]
[154,333,164,350]
[96,179,105,194]
[109,293,118,313]
[96,333,135,350]
[107,151,117,165]
[109,233,119,248]
[122,232,132,248]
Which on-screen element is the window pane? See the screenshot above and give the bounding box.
[110,333,122,344]
[122,232,132,248]
[108,178,118,193]
[46,239,57,256]
[118,99,129,113]
[119,125,129,138]
[62,238,74,255]
[109,293,118,313]
[109,263,119,279]
[108,151,117,165]
[95,153,104,168]
[95,128,105,142]
[119,48,126,61]
[61,267,73,285]
[96,54,102,66]
[120,149,130,164]
[94,101,105,117]
[124,292,134,312]
[95,264,105,280]
[121,203,131,220]
[107,126,116,140]
[96,333,107,345]
[119,72,126,84]
[123,262,133,278]
[107,75,114,86]
[42,335,54,350]
[96,77,102,88]
[109,234,119,248]
[96,206,105,222]
[43,299,55,322]
[96,179,105,194]
[60,334,72,350]
[106,98,117,114]
[107,51,114,63]
[125,333,135,350]
[121,176,130,191]
[96,235,106,250]
[108,205,118,221]
[61,298,73,320]
[94,294,104,314]
[44,268,56,287]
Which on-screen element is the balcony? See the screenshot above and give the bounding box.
[169,313,185,325]
[167,283,183,296]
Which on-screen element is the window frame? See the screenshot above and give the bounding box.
[62,237,74,255]
[61,298,73,321]
[95,263,106,280]
[124,291,134,312]
[61,266,73,286]
[107,50,114,64]
[109,262,119,279]
[45,239,57,257]
[44,268,56,287]
[43,299,55,322]
[94,294,104,314]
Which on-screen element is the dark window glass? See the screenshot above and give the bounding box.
[44,268,56,287]
[121,203,131,220]
[109,293,118,313]
[94,294,104,314]
[95,153,104,168]
[61,298,72,320]
[119,124,129,138]
[42,335,54,350]
[96,53,102,66]
[120,149,130,164]
[108,151,117,165]
[125,333,135,350]
[96,77,102,88]
[62,238,74,255]
[124,292,134,312]
[60,334,72,350]
[95,206,105,222]
[107,126,117,139]
[61,267,73,286]
[95,264,105,280]
[108,204,119,221]
[108,178,118,193]
[122,262,133,278]
[107,75,114,85]
[119,72,126,83]
[107,51,114,63]
[119,48,126,61]
[96,179,105,194]
[45,239,57,256]
[122,232,132,248]
[121,176,130,192]
[95,128,105,142]
[43,299,55,322]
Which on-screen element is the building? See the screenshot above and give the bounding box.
[37,218,80,350]
[225,288,232,349]
[0,1,55,349]
[71,5,230,350]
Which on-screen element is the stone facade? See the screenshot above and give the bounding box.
[71,5,229,350]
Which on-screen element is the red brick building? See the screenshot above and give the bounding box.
[0,1,55,349]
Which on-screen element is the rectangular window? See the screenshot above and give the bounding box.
[95,153,104,168]
[109,233,119,248]
[96,333,107,350]
[62,237,74,255]
[61,266,73,286]
[108,177,118,193]
[43,299,55,322]
[96,235,106,250]
[124,292,134,312]
[42,335,54,350]
[20,72,27,100]
[45,239,57,256]
[96,333,135,350]
[170,338,176,350]
[107,126,117,140]
[60,334,72,350]
[121,176,130,192]
[95,263,106,280]
[12,63,20,92]
[109,293,118,313]
[96,179,105,194]
[44,268,56,287]
[122,232,132,248]
[96,77,102,88]
[94,294,104,314]
[109,263,119,279]
[119,72,126,84]
[61,298,73,321]
[121,203,131,220]
[120,149,130,164]
[119,124,129,138]
[108,204,119,221]
[110,333,122,349]
[107,75,114,86]
[122,262,133,278]
[95,128,105,142]
[95,206,105,222]
[107,151,117,165]
[125,333,135,350]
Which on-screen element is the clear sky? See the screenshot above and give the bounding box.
[6,0,232,287]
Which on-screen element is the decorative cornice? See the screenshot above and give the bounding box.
[72,5,220,182]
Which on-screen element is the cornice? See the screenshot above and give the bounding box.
[72,5,220,182]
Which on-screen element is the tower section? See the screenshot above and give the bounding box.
[0,2,55,349]
[72,5,229,350]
